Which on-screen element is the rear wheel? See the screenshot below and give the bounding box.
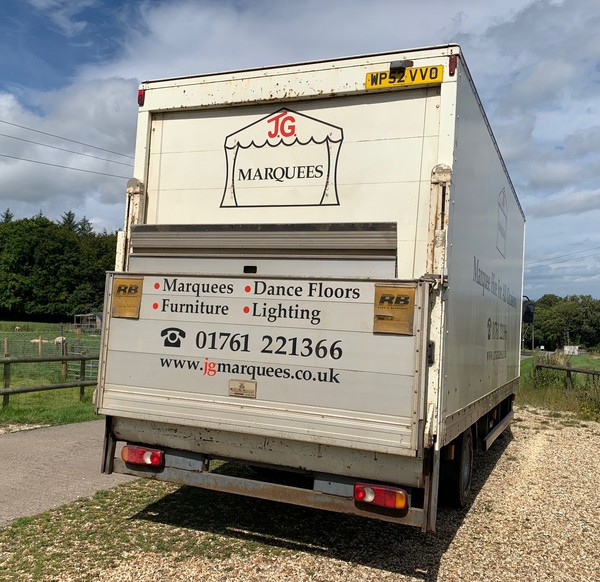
[441,428,473,507]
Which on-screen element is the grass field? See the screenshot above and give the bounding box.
[0,321,100,427]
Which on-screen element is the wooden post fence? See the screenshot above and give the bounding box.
[534,362,600,391]
[2,359,9,408]
[0,353,99,407]
[3,338,9,408]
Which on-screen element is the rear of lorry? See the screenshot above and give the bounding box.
[96,45,525,531]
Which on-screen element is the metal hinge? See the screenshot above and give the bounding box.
[427,341,435,365]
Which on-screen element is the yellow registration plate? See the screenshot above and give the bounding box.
[365,65,444,90]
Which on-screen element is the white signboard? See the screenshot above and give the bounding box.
[100,274,420,452]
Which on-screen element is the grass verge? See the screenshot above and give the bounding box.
[518,353,600,421]
[0,388,97,427]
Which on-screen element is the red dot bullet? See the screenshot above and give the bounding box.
[245,285,251,293]
[153,303,159,310]
[154,283,160,289]
[243,306,250,314]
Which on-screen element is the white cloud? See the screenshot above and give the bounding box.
[562,126,600,159]
[26,0,97,37]
[522,161,580,191]
[0,77,137,227]
[77,0,536,82]
[527,189,600,217]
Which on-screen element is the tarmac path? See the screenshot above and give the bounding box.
[0,420,134,528]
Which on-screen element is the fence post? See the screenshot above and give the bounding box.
[566,362,573,391]
[3,361,10,407]
[38,336,42,356]
[60,340,67,381]
[3,338,9,407]
[79,356,86,401]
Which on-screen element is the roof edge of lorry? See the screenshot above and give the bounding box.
[140,43,462,86]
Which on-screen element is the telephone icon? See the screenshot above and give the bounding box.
[161,327,186,348]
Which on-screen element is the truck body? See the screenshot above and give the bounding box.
[96,44,525,531]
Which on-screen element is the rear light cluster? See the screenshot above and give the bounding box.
[121,445,164,467]
[354,483,408,510]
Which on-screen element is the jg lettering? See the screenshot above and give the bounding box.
[267,111,295,138]
[202,358,217,376]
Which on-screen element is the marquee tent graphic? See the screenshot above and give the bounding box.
[221,108,344,208]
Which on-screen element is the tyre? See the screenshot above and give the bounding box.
[440,428,473,507]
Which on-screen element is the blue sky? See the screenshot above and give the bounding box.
[1,0,600,299]
[1,1,121,93]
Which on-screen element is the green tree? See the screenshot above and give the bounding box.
[59,211,78,231]
[71,230,117,314]
[578,295,600,347]
[0,216,79,319]
[530,294,600,350]
[1,208,14,223]
[77,216,94,237]
[0,215,116,320]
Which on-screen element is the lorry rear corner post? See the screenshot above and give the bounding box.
[97,45,524,532]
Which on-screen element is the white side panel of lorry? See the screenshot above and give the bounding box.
[440,61,525,442]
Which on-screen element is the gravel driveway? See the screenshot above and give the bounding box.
[91,407,600,582]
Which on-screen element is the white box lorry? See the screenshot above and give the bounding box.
[96,44,525,532]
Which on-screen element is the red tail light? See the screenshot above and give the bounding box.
[354,483,408,510]
[121,445,164,467]
[449,54,458,77]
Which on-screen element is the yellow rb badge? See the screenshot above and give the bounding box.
[373,286,416,335]
[111,276,143,319]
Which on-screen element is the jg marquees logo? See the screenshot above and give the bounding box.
[221,108,344,208]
